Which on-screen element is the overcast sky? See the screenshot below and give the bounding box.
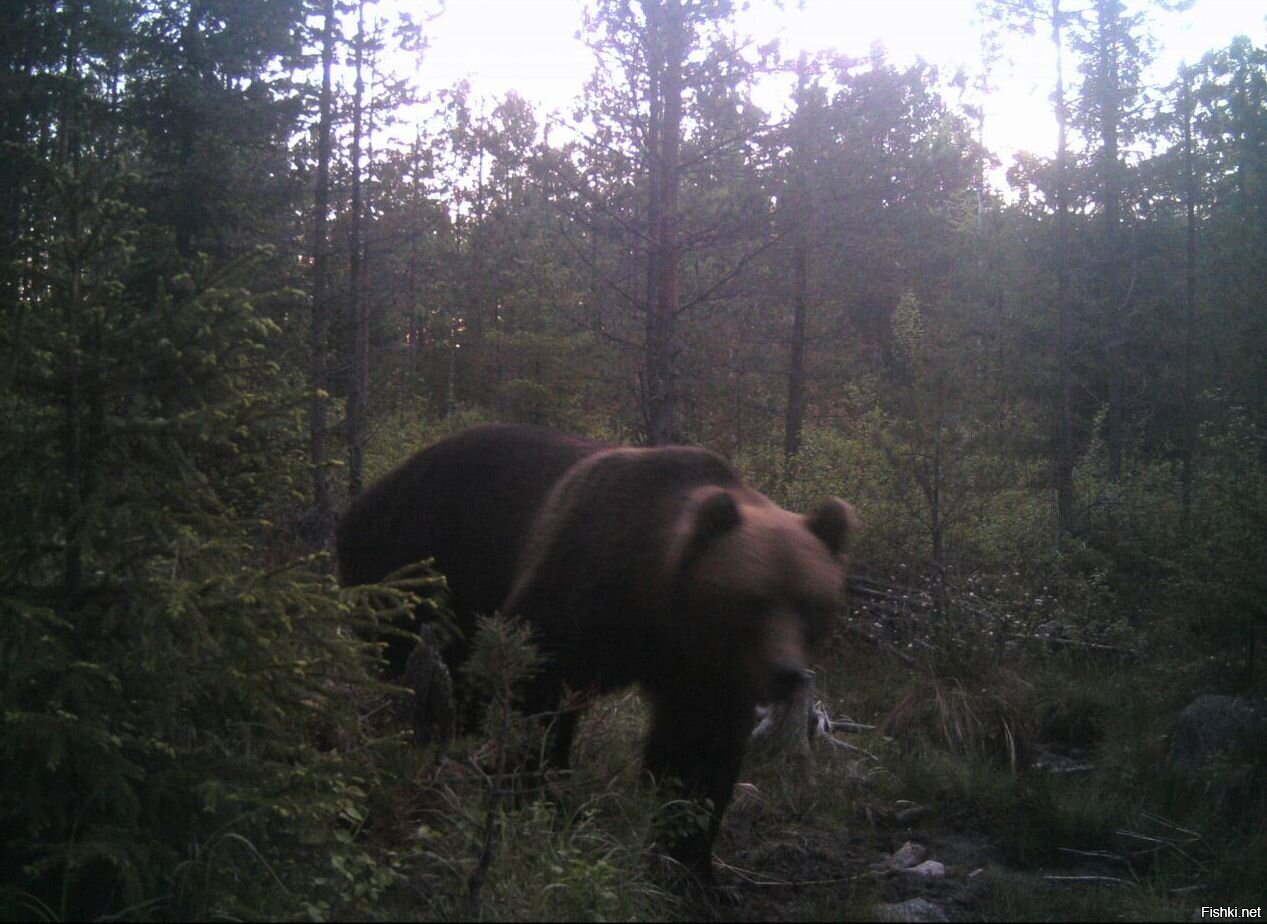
[407,0,1265,166]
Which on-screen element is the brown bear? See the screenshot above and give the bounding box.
[336,424,605,675]
[335,423,855,883]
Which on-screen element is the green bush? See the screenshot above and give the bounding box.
[0,195,409,918]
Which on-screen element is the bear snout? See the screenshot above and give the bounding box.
[748,609,816,704]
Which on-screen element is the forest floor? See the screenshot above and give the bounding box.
[718,802,994,921]
[678,681,1214,923]
[364,639,1253,921]
[709,758,1194,923]
[715,786,1096,922]
[364,700,1231,922]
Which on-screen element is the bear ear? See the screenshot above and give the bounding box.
[693,486,742,540]
[806,498,857,557]
[671,487,741,580]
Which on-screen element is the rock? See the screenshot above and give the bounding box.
[1168,694,1266,775]
[902,859,946,878]
[874,897,949,923]
[880,840,927,871]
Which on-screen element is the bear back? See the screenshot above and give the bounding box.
[335,423,605,673]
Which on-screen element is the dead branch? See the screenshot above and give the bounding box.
[1042,874,1137,887]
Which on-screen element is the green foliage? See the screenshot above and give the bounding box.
[443,797,676,922]
[737,419,888,546]
[361,406,494,487]
[885,671,1033,772]
[890,291,926,370]
[0,458,401,919]
[361,625,675,922]
[970,866,1188,922]
[461,613,545,762]
[0,0,1263,919]
[0,165,405,917]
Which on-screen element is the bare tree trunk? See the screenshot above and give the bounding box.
[61,0,85,594]
[174,0,204,259]
[1096,0,1126,483]
[1052,0,1076,537]
[1181,64,1198,531]
[347,0,369,498]
[784,54,811,461]
[785,238,808,456]
[931,423,945,571]
[408,138,423,383]
[309,0,336,547]
[644,0,683,446]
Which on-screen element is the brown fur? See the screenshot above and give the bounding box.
[336,423,603,673]
[336,426,857,883]
[500,442,855,882]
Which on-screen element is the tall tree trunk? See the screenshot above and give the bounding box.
[309,0,335,547]
[408,137,423,383]
[347,0,369,497]
[1181,64,1198,530]
[173,0,204,259]
[60,0,85,593]
[784,54,811,461]
[644,0,683,446]
[1052,0,1076,536]
[642,1,661,443]
[785,233,809,457]
[1096,0,1126,483]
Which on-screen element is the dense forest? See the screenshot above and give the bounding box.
[1,0,1264,920]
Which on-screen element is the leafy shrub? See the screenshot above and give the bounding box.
[0,201,408,918]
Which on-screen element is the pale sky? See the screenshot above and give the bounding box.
[413,0,1266,165]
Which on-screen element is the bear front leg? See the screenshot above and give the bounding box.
[541,706,579,771]
[517,664,576,768]
[643,692,754,885]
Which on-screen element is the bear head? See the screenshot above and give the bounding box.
[666,486,856,705]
